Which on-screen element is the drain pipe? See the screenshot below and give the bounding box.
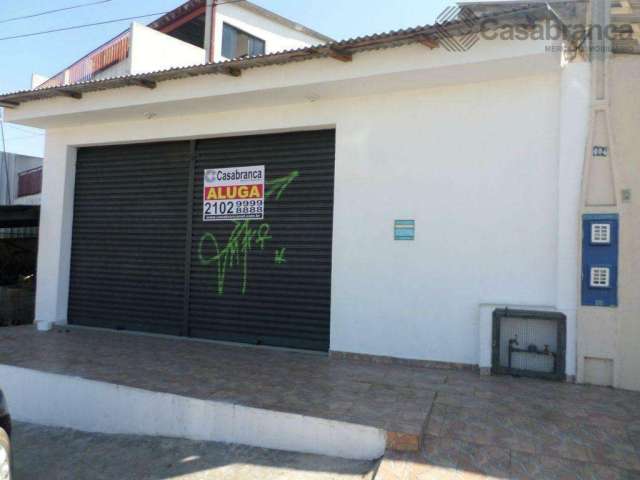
[204,0,218,63]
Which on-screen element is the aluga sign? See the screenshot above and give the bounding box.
[203,165,265,221]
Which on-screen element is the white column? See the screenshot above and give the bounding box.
[34,135,76,331]
[556,61,591,377]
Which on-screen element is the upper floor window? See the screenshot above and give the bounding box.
[17,167,42,198]
[221,23,265,59]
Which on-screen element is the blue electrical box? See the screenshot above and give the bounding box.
[582,214,619,307]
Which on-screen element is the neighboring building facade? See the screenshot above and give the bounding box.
[0,152,43,206]
[0,152,41,326]
[34,0,331,89]
[1,1,638,390]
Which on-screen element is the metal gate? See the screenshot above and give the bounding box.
[69,130,335,351]
[68,141,191,335]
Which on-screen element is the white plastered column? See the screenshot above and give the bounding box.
[34,134,77,331]
[556,60,591,378]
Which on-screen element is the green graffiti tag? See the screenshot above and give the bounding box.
[198,171,298,295]
[274,248,287,265]
[265,171,298,200]
[198,222,271,295]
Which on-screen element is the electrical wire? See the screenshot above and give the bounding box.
[0,0,248,42]
[0,0,114,25]
[0,12,171,41]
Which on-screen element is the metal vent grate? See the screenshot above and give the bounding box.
[590,267,610,288]
[591,223,611,244]
[394,220,415,240]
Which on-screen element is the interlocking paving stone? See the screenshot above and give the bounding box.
[380,361,640,478]
[510,452,640,480]
[378,383,640,479]
[0,326,437,449]
[12,422,377,480]
[2,324,640,479]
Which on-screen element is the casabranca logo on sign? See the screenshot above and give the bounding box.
[203,165,265,221]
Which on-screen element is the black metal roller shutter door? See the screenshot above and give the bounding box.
[189,130,335,351]
[68,141,191,335]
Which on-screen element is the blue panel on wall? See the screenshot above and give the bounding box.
[582,214,618,307]
[394,220,415,240]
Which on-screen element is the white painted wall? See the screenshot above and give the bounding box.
[34,140,75,328]
[213,3,325,62]
[12,193,40,206]
[93,22,206,82]
[30,74,49,89]
[9,36,588,370]
[329,75,561,366]
[93,56,132,82]
[129,22,205,74]
[555,61,591,379]
[33,74,569,368]
[0,365,385,460]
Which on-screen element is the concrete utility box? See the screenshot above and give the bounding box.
[492,309,567,381]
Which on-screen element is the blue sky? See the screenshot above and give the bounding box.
[0,0,452,157]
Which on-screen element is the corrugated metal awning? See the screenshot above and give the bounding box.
[0,5,555,108]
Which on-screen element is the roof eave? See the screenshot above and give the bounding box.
[0,5,559,107]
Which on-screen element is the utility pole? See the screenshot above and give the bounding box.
[0,108,10,206]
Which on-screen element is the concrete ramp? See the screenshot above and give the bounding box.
[0,364,386,460]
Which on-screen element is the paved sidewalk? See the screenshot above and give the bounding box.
[5,326,640,479]
[0,326,438,450]
[376,371,640,479]
[11,422,377,480]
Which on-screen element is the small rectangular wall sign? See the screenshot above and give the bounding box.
[592,146,609,157]
[394,220,415,240]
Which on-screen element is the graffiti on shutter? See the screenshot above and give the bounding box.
[197,170,299,295]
